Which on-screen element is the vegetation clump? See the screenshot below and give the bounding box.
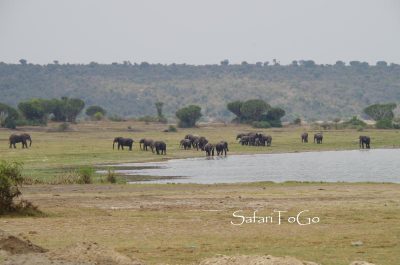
[176,105,202,128]
[78,166,95,184]
[0,161,39,215]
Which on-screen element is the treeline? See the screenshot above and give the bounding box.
[0,60,400,121]
[0,97,106,128]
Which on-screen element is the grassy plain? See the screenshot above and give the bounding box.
[1,120,400,182]
[1,121,400,264]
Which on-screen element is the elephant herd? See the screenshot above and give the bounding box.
[179,134,229,156]
[7,132,372,152]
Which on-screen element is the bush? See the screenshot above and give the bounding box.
[167,125,177,132]
[78,166,94,184]
[108,115,126,122]
[376,119,393,129]
[93,112,104,121]
[292,117,301,125]
[0,161,24,214]
[86,105,106,117]
[176,105,202,128]
[58,122,70,131]
[342,116,367,129]
[138,115,159,122]
[106,168,117,184]
[252,121,271,128]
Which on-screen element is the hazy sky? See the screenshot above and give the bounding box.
[0,0,399,65]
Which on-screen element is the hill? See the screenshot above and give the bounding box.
[1,61,399,121]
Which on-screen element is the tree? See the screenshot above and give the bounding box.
[19,59,27,65]
[63,97,85,122]
[18,99,47,124]
[240,99,270,121]
[155,101,166,122]
[363,103,396,121]
[0,161,24,214]
[220,59,229,66]
[227,101,243,121]
[261,107,285,127]
[86,105,107,117]
[176,105,202,128]
[0,103,19,129]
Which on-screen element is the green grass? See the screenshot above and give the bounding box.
[1,120,400,182]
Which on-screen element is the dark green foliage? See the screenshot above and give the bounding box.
[240,99,270,121]
[227,101,243,121]
[18,99,47,124]
[0,103,19,129]
[0,161,24,214]
[261,107,285,127]
[176,105,202,128]
[363,103,396,121]
[375,119,394,129]
[86,105,106,117]
[292,117,302,125]
[252,121,271,128]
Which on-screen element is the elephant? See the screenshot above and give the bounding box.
[113,137,134,150]
[139,138,153,151]
[9,133,32,149]
[359,136,371,149]
[197,136,208,151]
[216,141,229,156]
[301,133,309,143]
[255,134,271,146]
[204,143,214,156]
[236,133,248,140]
[239,136,249,145]
[314,133,323,144]
[151,141,167,155]
[180,139,192,150]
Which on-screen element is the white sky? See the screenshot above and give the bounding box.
[0,0,399,65]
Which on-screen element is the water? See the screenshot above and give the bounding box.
[111,149,400,184]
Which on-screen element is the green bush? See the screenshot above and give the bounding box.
[93,112,104,121]
[0,161,24,214]
[252,121,271,128]
[176,105,202,128]
[342,116,367,129]
[376,119,393,129]
[168,125,177,132]
[78,166,94,184]
[106,168,117,184]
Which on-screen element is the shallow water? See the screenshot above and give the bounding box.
[112,149,400,184]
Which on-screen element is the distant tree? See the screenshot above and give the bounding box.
[263,61,269,66]
[86,105,107,117]
[220,59,229,66]
[241,61,248,66]
[261,107,285,127]
[255,62,263,67]
[155,101,167,123]
[333,117,341,129]
[300,60,316,67]
[19,59,27,65]
[63,97,85,122]
[376,61,388,67]
[335,61,346,67]
[18,99,47,124]
[176,105,202,128]
[363,103,396,121]
[0,103,19,129]
[291,60,298,66]
[240,99,270,121]
[293,117,301,125]
[227,101,243,121]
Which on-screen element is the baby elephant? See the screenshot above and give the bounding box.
[151,141,167,155]
[215,141,229,156]
[359,136,371,149]
[9,133,32,148]
[301,132,308,143]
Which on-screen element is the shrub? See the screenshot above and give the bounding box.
[58,122,70,131]
[0,161,24,214]
[78,166,94,184]
[292,117,301,125]
[252,121,271,128]
[138,115,159,122]
[342,116,367,128]
[376,119,393,129]
[108,115,126,122]
[176,105,202,128]
[93,112,104,121]
[168,125,177,132]
[86,105,106,117]
[106,168,117,184]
